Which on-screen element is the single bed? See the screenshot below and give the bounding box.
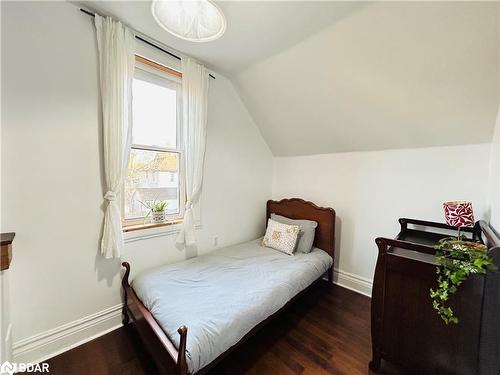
[121,198,336,375]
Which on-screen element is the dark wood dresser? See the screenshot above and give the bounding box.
[370,219,500,375]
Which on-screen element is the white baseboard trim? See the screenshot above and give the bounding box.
[333,268,373,297]
[13,304,123,365]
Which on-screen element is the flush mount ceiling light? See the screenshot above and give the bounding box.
[151,0,226,42]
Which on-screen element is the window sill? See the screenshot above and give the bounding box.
[123,219,183,233]
[123,220,201,243]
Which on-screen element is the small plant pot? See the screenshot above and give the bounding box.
[151,211,166,223]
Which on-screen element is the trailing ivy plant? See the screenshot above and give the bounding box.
[430,238,497,325]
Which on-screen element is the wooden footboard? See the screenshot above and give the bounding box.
[122,262,188,375]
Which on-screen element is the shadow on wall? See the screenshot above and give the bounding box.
[485,195,500,238]
[94,253,121,287]
[178,242,198,259]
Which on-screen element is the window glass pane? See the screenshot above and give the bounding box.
[132,77,177,148]
[124,149,180,220]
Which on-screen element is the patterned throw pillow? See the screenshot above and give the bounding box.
[271,213,317,254]
[262,218,300,255]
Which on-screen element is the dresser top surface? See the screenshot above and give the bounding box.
[0,232,15,246]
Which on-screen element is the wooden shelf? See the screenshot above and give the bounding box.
[1,232,15,271]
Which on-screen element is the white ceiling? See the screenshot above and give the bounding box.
[76,1,499,156]
[76,1,370,75]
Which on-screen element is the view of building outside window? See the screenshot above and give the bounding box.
[124,74,180,221]
[125,149,180,219]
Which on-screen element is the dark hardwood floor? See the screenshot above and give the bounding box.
[44,282,408,375]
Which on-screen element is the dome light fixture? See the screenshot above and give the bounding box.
[151,0,227,43]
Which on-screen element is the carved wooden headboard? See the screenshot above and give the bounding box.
[266,198,336,259]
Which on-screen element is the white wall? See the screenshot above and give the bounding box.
[273,144,491,295]
[1,1,272,362]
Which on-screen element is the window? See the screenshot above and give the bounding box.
[123,56,183,228]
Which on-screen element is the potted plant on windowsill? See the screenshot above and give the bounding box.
[140,200,169,224]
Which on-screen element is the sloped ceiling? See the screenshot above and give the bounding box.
[76,1,499,156]
[234,2,500,156]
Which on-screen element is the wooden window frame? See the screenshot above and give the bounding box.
[135,55,182,78]
[122,55,184,232]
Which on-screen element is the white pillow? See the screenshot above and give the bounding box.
[271,213,318,254]
[262,218,300,255]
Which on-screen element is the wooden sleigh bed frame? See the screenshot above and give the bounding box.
[121,198,336,375]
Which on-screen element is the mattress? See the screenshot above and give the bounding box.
[132,238,333,373]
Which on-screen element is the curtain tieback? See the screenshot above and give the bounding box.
[104,191,117,202]
[185,201,193,209]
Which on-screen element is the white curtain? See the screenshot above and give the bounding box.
[95,15,135,258]
[488,105,500,231]
[176,58,210,246]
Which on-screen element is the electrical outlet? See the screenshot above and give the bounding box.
[213,236,218,247]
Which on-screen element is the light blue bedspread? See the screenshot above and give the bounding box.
[132,238,333,373]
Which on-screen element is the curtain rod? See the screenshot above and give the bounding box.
[80,8,215,79]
